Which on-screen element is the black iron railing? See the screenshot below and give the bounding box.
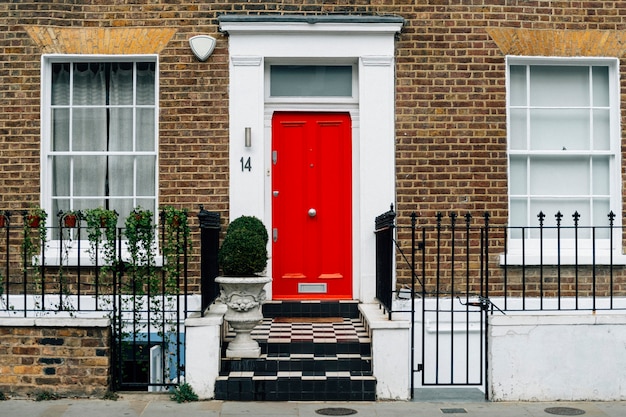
[375,208,626,314]
[0,207,221,391]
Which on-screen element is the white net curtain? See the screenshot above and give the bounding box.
[50,61,157,226]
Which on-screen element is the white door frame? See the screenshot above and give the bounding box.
[219,15,403,302]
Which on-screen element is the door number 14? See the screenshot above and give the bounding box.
[240,157,251,172]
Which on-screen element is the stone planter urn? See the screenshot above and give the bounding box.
[216,276,272,358]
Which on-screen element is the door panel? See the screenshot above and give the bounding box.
[272,112,352,299]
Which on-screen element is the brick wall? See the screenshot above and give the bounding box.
[0,319,110,398]
[2,1,626,289]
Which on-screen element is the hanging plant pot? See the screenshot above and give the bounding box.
[64,214,78,228]
[27,215,40,228]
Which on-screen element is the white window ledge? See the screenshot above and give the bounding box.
[40,240,163,267]
[500,251,626,266]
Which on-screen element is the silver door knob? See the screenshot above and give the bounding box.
[308,208,317,217]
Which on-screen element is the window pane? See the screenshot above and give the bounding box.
[509,65,527,106]
[137,62,156,105]
[73,63,106,105]
[51,63,70,106]
[530,199,588,226]
[592,66,609,107]
[270,65,352,97]
[113,199,134,225]
[510,198,528,226]
[74,198,106,212]
[136,156,155,196]
[109,156,134,196]
[136,108,155,151]
[592,156,610,195]
[509,108,527,150]
[109,108,134,151]
[530,66,589,107]
[510,157,527,195]
[530,157,589,196]
[52,108,70,151]
[52,155,70,197]
[530,109,589,151]
[72,108,108,151]
[74,156,107,196]
[109,62,134,105]
[136,199,156,215]
[593,109,610,150]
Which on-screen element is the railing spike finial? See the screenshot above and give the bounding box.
[555,211,563,226]
[608,211,616,226]
[465,212,472,225]
[537,211,545,226]
[572,211,580,226]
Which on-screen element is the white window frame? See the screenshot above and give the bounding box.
[264,60,359,104]
[40,54,160,266]
[504,56,624,265]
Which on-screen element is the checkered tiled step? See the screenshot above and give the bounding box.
[216,303,376,401]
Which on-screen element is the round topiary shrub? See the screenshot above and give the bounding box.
[218,216,268,276]
[225,215,269,244]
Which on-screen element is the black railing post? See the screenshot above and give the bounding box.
[374,204,396,317]
[198,205,220,316]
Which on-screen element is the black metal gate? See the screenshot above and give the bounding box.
[375,209,491,399]
[417,213,489,393]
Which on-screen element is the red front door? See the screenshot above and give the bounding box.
[271,112,352,299]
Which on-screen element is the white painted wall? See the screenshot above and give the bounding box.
[360,303,411,400]
[489,313,626,401]
[394,297,626,401]
[184,303,226,399]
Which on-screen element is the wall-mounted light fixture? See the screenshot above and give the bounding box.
[189,35,217,62]
[245,127,252,148]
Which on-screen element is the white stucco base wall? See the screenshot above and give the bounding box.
[359,303,411,400]
[184,303,226,399]
[489,313,626,401]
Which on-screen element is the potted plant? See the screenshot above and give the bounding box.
[60,210,79,228]
[27,206,47,229]
[216,215,271,358]
[21,207,48,286]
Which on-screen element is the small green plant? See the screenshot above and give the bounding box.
[0,391,7,401]
[34,390,60,401]
[218,215,268,276]
[21,207,48,290]
[170,382,198,403]
[84,207,118,266]
[160,206,191,290]
[102,390,119,401]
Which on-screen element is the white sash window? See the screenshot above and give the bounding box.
[42,56,158,230]
[506,57,623,264]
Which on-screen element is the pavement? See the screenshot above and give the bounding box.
[0,393,625,417]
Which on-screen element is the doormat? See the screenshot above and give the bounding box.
[273,317,344,323]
